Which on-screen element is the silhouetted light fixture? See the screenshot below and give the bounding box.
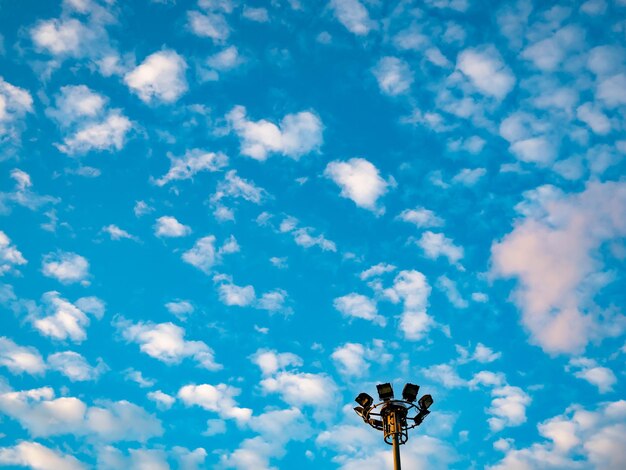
[355,392,374,409]
[376,382,394,401]
[353,381,434,470]
[402,383,420,402]
[418,394,434,411]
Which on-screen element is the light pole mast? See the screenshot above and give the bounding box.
[353,382,434,470]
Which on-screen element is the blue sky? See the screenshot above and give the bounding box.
[0,0,625,468]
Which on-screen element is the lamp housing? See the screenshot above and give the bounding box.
[355,392,374,409]
[376,383,394,401]
[402,383,420,402]
[418,394,434,411]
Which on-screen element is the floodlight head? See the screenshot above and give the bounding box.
[354,406,364,418]
[418,394,434,411]
[369,418,383,429]
[414,409,430,425]
[376,382,394,401]
[402,383,420,402]
[355,392,374,409]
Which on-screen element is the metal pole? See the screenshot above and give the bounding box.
[392,433,401,470]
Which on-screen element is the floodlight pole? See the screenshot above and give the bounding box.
[392,433,401,470]
[353,383,433,470]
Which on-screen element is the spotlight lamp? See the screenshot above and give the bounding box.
[402,383,420,402]
[376,382,394,401]
[353,381,434,470]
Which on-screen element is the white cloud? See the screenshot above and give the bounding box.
[42,252,89,284]
[155,149,228,186]
[242,6,269,22]
[31,18,89,56]
[0,441,85,470]
[214,276,290,313]
[488,401,626,469]
[217,281,256,307]
[30,292,103,342]
[422,363,467,388]
[457,46,515,99]
[576,103,611,135]
[0,337,45,375]
[499,111,557,165]
[47,351,106,382]
[154,216,191,238]
[165,300,194,321]
[359,262,396,280]
[397,207,444,228]
[333,293,384,326]
[491,181,626,354]
[48,86,132,155]
[567,357,616,393]
[206,46,241,71]
[134,200,154,217]
[522,25,585,72]
[181,235,238,274]
[278,216,337,252]
[58,112,132,154]
[372,57,413,96]
[251,349,303,376]
[227,105,323,160]
[147,390,176,410]
[436,275,468,308]
[221,408,311,469]
[330,0,375,36]
[211,170,268,212]
[456,343,501,364]
[324,158,389,213]
[124,368,155,388]
[116,318,221,370]
[124,50,188,104]
[0,169,58,215]
[102,224,136,241]
[260,371,338,410]
[182,236,217,273]
[487,386,532,432]
[416,231,464,266]
[178,383,252,423]
[331,340,392,376]
[0,77,32,147]
[47,85,106,123]
[597,74,626,107]
[385,270,434,341]
[0,387,162,442]
[0,231,27,275]
[187,10,229,42]
[452,168,486,186]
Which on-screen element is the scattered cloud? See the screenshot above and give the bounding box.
[154,216,192,238]
[333,293,384,326]
[324,158,389,213]
[41,252,89,284]
[0,337,45,375]
[155,149,228,186]
[226,105,323,160]
[115,318,221,370]
[372,57,413,96]
[416,231,464,266]
[178,383,251,423]
[0,386,162,442]
[124,50,188,104]
[491,181,626,354]
[567,357,616,393]
[457,46,515,99]
[330,0,375,36]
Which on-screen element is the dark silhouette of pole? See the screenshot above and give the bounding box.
[392,433,401,470]
[353,383,434,470]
